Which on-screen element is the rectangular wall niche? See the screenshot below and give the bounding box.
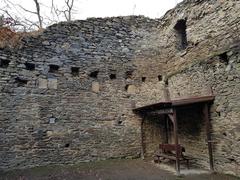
[15,77,28,87]
[25,62,35,71]
[71,67,79,76]
[89,71,99,79]
[174,19,188,50]
[0,60,10,68]
[110,73,116,79]
[49,64,59,73]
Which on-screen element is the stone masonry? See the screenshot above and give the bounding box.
[0,0,240,177]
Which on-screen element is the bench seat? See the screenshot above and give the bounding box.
[154,144,191,169]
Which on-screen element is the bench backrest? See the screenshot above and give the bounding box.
[159,144,185,157]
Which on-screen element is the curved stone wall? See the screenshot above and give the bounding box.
[0,0,240,176]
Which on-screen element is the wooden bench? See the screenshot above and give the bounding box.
[154,144,190,169]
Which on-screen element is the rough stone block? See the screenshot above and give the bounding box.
[127,85,136,94]
[48,78,58,89]
[38,78,48,89]
[92,82,100,93]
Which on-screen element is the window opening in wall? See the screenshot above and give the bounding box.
[117,119,123,125]
[15,77,28,87]
[125,70,133,79]
[219,52,229,65]
[89,70,99,78]
[49,64,59,73]
[65,143,70,148]
[142,77,146,82]
[158,75,162,81]
[165,79,169,86]
[174,19,188,50]
[110,74,116,79]
[25,62,35,71]
[0,60,10,68]
[125,84,129,91]
[71,67,79,76]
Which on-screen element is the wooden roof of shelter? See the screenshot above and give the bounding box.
[133,95,215,175]
[133,95,215,112]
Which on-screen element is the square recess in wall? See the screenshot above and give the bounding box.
[49,64,59,73]
[158,75,162,81]
[0,60,10,68]
[25,62,35,71]
[71,67,79,76]
[89,71,99,78]
[110,73,116,79]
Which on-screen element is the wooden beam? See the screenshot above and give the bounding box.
[164,115,169,144]
[141,118,145,159]
[147,108,173,116]
[168,114,174,122]
[173,108,180,175]
[203,103,214,171]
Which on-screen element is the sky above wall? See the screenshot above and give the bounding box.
[3,0,183,19]
[1,0,183,30]
[77,0,183,19]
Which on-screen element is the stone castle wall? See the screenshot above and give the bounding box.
[0,0,240,176]
[0,16,167,169]
[167,45,240,175]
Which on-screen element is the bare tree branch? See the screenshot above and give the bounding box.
[17,4,37,15]
[0,0,78,31]
[33,0,43,28]
[64,0,74,21]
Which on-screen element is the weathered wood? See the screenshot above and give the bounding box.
[167,114,174,122]
[203,103,214,171]
[173,108,180,175]
[164,115,169,144]
[147,108,173,115]
[155,144,190,169]
[141,118,145,159]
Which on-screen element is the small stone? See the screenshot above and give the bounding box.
[47,131,53,136]
[38,78,48,89]
[225,64,232,71]
[92,82,100,93]
[127,85,136,94]
[42,41,50,46]
[122,47,130,53]
[48,78,58,89]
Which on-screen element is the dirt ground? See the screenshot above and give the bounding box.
[0,159,239,180]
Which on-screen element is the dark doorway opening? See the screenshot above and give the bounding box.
[174,19,188,50]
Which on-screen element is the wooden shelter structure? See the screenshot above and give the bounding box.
[133,95,215,175]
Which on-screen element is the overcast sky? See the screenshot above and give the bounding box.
[3,0,183,18]
[1,0,183,29]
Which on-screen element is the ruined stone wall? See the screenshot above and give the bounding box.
[0,16,166,170]
[168,45,240,176]
[0,0,240,176]
[161,0,240,176]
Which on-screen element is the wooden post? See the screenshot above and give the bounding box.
[141,118,145,159]
[203,103,214,171]
[164,115,169,144]
[173,108,180,175]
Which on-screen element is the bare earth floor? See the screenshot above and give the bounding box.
[0,159,239,180]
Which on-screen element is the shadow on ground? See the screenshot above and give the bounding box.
[0,159,239,180]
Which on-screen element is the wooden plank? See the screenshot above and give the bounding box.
[203,103,214,171]
[147,108,173,115]
[165,115,169,144]
[141,118,145,159]
[173,108,180,175]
